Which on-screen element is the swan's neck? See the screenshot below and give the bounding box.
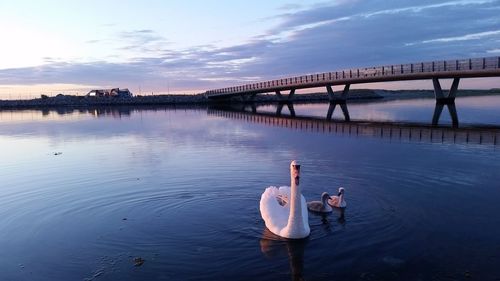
[339,193,344,204]
[321,196,329,206]
[287,175,305,231]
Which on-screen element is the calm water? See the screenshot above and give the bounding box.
[1,97,500,281]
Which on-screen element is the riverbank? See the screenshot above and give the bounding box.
[0,94,208,108]
[0,89,499,108]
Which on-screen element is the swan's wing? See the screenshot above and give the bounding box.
[328,196,346,208]
[328,196,339,207]
[260,186,290,234]
[275,186,308,223]
[307,201,323,212]
[278,186,291,198]
[276,186,291,205]
[279,186,308,221]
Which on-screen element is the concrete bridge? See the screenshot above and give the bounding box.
[204,56,500,104]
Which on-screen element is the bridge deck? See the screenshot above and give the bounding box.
[205,56,500,99]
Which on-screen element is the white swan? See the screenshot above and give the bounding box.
[328,187,346,208]
[307,192,333,213]
[260,160,310,239]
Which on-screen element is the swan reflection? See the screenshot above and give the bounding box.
[258,209,346,281]
[313,208,346,235]
[319,208,346,225]
[336,208,346,225]
[260,228,307,281]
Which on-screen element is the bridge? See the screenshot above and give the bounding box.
[204,56,500,104]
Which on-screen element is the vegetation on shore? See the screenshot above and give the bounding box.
[0,89,499,108]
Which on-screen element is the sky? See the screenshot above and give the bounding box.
[0,0,499,97]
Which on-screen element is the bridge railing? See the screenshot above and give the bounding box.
[206,56,500,96]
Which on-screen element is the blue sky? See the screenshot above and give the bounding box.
[0,0,499,96]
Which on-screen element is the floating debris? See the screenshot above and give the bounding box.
[53,152,62,156]
[122,218,127,221]
[133,257,145,267]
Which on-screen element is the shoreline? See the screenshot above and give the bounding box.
[0,89,499,109]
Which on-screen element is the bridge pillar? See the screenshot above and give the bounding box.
[276,102,295,117]
[326,101,350,121]
[432,78,460,127]
[275,89,296,102]
[326,84,350,102]
[432,77,460,103]
[251,104,257,114]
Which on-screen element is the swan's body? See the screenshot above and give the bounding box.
[328,187,347,208]
[260,161,310,239]
[307,192,333,213]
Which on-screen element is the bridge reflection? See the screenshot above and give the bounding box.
[208,106,499,146]
[243,102,349,120]
[223,98,463,127]
[327,101,350,122]
[432,100,458,128]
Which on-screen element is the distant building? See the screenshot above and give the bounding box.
[86,88,133,98]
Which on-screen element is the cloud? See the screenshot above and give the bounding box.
[85,39,101,44]
[416,30,500,44]
[271,0,497,31]
[119,29,164,44]
[277,3,303,11]
[1,0,499,93]
[115,29,171,55]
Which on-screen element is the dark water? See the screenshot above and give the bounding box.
[1,97,500,281]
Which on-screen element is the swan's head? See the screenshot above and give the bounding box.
[338,187,345,196]
[290,160,301,173]
[290,160,301,184]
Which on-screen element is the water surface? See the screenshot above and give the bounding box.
[1,97,499,281]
